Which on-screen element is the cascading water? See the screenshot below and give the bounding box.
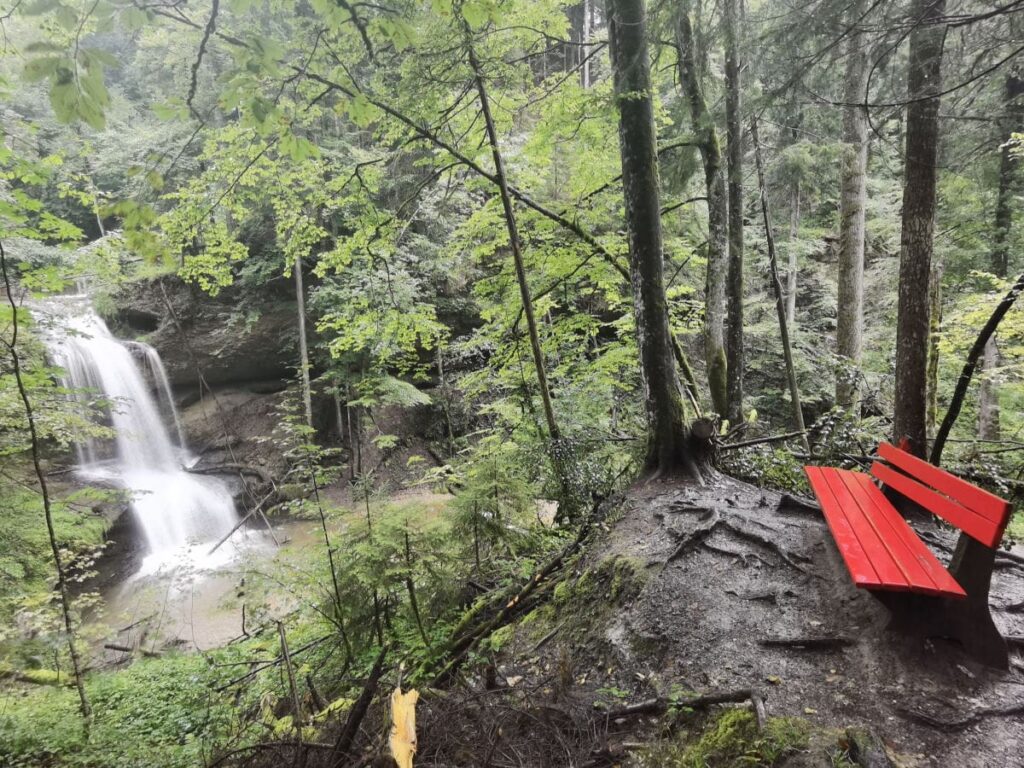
[44,294,240,576]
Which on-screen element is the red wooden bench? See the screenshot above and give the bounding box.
[805,442,1013,667]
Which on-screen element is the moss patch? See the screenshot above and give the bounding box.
[631,709,812,767]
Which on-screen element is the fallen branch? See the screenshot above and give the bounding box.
[721,431,807,451]
[334,646,389,760]
[208,488,277,555]
[427,497,607,686]
[187,462,272,485]
[214,634,332,692]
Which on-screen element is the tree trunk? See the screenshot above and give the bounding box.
[926,262,943,437]
[465,30,588,518]
[675,2,728,417]
[581,0,591,89]
[751,118,810,454]
[893,0,947,458]
[465,41,560,444]
[723,0,744,425]
[294,251,313,429]
[978,73,1024,440]
[608,0,704,478]
[786,179,799,326]
[978,338,1000,440]
[836,0,870,413]
[992,74,1024,278]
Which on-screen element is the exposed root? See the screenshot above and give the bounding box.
[760,636,856,651]
[664,509,811,575]
[776,493,822,517]
[718,520,811,573]
[898,700,1024,730]
[664,510,722,564]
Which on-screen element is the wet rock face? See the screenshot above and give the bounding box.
[110,276,300,390]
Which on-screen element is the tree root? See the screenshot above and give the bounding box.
[898,700,1024,730]
[776,493,822,517]
[665,511,721,563]
[760,636,855,651]
[664,510,811,574]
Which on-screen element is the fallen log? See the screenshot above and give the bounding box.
[186,462,273,485]
[104,643,161,658]
[597,688,766,729]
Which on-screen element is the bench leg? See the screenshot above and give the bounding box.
[946,535,1009,670]
[875,536,1008,669]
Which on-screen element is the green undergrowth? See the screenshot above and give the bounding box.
[0,481,108,625]
[629,709,854,768]
[1006,511,1024,542]
[0,619,366,768]
[490,554,646,653]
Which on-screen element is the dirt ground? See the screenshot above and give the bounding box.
[441,473,1024,768]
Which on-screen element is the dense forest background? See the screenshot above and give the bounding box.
[3,0,1024,765]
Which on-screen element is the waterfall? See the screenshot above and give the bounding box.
[44,295,240,575]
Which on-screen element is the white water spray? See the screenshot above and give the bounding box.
[44,295,240,575]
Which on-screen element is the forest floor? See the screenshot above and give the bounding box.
[416,474,1024,767]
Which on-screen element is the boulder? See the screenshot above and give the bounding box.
[110,275,300,390]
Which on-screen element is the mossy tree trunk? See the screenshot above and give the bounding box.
[723,0,745,425]
[675,2,728,417]
[836,0,870,413]
[893,0,947,457]
[608,0,707,478]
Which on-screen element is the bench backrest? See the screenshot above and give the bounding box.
[869,442,1012,549]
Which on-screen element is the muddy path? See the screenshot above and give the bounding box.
[459,473,1024,767]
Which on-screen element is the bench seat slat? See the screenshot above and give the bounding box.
[804,467,967,599]
[870,462,1002,548]
[805,466,883,588]
[836,471,945,595]
[845,473,966,598]
[805,466,894,589]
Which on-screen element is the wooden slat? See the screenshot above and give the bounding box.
[804,467,882,588]
[876,442,1010,525]
[808,467,909,589]
[834,471,945,595]
[870,462,1002,548]
[846,473,966,599]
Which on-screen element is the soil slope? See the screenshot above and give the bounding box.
[428,474,1024,767]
